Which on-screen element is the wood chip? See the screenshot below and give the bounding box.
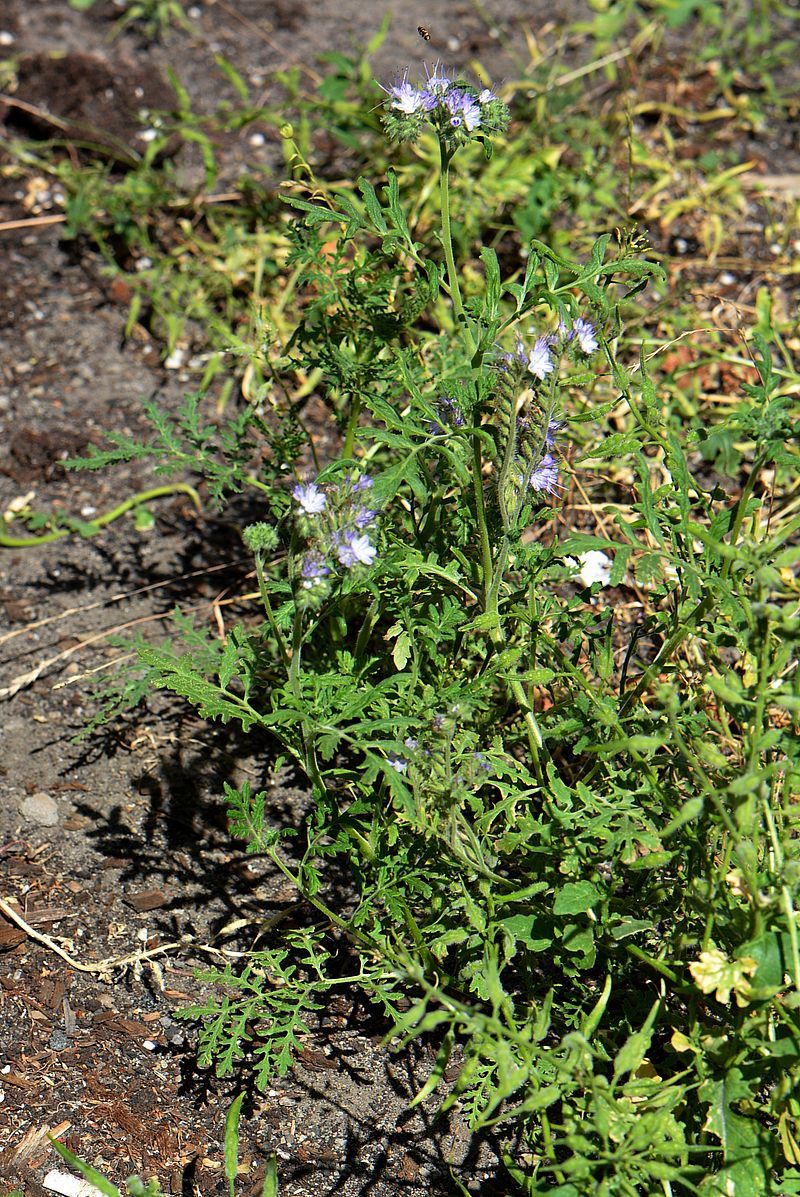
[124,888,168,912]
[43,1170,107,1197]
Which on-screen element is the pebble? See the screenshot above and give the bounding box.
[49,1027,71,1052]
[20,792,59,826]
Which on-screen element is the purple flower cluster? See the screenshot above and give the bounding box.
[292,472,380,594]
[514,316,598,385]
[381,63,509,146]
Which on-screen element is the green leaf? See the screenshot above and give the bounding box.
[613,998,659,1079]
[392,630,411,671]
[554,880,600,916]
[357,177,388,234]
[386,168,413,246]
[224,1093,245,1197]
[214,55,251,101]
[700,1069,770,1196]
[261,1155,279,1197]
[662,796,704,837]
[500,912,553,952]
[479,246,501,321]
[626,850,676,871]
[738,930,790,992]
[48,1139,122,1197]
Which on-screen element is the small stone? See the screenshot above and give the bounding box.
[20,792,59,826]
[49,1027,71,1051]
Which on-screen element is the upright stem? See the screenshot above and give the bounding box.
[439,142,493,598]
[439,138,540,769]
[342,394,362,460]
[254,548,291,672]
[438,141,468,334]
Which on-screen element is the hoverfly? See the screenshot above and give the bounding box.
[417,25,431,41]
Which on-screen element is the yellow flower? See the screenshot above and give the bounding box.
[688,949,758,1008]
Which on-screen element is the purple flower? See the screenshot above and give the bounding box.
[355,507,378,529]
[336,531,377,568]
[383,73,426,115]
[527,336,554,381]
[530,453,559,496]
[424,62,452,95]
[293,482,327,515]
[574,318,599,355]
[300,553,329,579]
[444,88,482,131]
[300,553,330,589]
[545,419,562,449]
[478,88,497,104]
[352,474,373,493]
[387,756,407,773]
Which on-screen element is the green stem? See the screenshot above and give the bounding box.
[253,548,292,672]
[342,394,363,460]
[624,943,680,984]
[0,483,202,548]
[722,452,766,582]
[472,434,494,605]
[439,141,468,334]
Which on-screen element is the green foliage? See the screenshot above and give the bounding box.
[69,0,193,40]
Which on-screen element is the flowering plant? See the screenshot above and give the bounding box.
[68,42,800,1197]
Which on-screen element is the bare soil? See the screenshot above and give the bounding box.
[0,1,797,1194]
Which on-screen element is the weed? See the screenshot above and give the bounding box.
[68,0,193,41]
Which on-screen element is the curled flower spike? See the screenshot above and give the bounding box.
[545,419,562,449]
[444,89,482,131]
[428,394,466,434]
[293,482,327,514]
[355,506,378,529]
[559,316,599,355]
[300,553,330,590]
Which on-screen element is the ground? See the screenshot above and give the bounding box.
[0,0,797,1194]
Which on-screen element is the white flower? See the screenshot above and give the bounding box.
[389,79,425,115]
[689,949,757,1008]
[424,61,452,95]
[527,336,554,381]
[574,318,599,355]
[293,482,327,515]
[336,532,377,567]
[349,534,376,565]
